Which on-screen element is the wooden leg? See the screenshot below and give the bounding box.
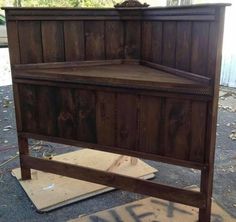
[18,136,31,180]
[198,167,213,222]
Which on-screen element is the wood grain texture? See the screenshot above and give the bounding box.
[75,89,97,143]
[4,5,228,222]
[6,21,20,65]
[141,21,152,61]
[41,21,65,62]
[125,21,141,59]
[207,21,218,78]
[164,98,191,160]
[176,22,192,71]
[37,86,58,136]
[105,21,124,59]
[117,93,139,149]
[18,136,31,180]
[138,96,162,154]
[151,21,163,64]
[96,91,116,146]
[64,21,85,61]
[18,21,43,64]
[85,21,105,60]
[57,88,76,139]
[22,155,206,208]
[191,22,210,76]
[189,101,207,162]
[162,21,177,68]
[18,84,38,133]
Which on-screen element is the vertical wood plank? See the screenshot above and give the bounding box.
[96,91,116,146]
[13,83,22,131]
[164,98,191,160]
[37,86,58,137]
[105,21,124,60]
[18,136,31,180]
[6,21,20,65]
[85,21,105,60]
[199,8,226,222]
[75,89,97,142]
[41,21,65,62]
[57,88,76,139]
[18,21,43,64]
[191,22,210,76]
[141,21,152,61]
[162,21,177,68]
[64,21,85,61]
[189,101,207,162]
[117,93,139,149]
[125,21,141,59]
[18,84,38,133]
[151,21,162,64]
[176,22,192,71]
[207,22,218,78]
[139,96,162,154]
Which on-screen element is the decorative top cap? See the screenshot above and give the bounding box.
[114,0,149,8]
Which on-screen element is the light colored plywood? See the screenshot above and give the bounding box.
[70,191,236,222]
[12,149,157,212]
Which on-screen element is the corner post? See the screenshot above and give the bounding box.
[198,166,213,222]
[18,136,31,180]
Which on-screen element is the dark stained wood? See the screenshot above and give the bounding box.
[189,101,207,162]
[4,5,229,222]
[14,64,210,96]
[85,21,105,60]
[57,88,76,139]
[138,96,162,154]
[20,131,206,170]
[199,7,227,222]
[141,21,152,61]
[18,21,43,64]
[37,86,58,136]
[191,22,210,76]
[41,21,65,62]
[176,21,191,71]
[22,155,206,208]
[117,93,138,149]
[105,21,124,59]
[124,21,141,59]
[64,21,85,61]
[164,98,191,160]
[6,21,20,65]
[18,84,38,133]
[151,21,162,64]
[75,89,97,142]
[162,21,177,68]
[12,83,22,131]
[18,137,31,180]
[96,91,116,146]
[140,60,211,85]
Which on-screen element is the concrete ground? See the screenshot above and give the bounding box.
[0,48,236,221]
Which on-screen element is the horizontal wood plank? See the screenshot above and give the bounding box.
[19,132,206,170]
[22,155,206,208]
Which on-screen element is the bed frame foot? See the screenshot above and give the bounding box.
[18,136,31,180]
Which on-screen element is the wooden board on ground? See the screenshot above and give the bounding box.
[70,192,236,222]
[12,149,157,212]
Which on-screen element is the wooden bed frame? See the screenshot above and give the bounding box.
[3,2,229,221]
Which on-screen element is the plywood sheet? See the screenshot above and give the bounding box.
[12,149,157,212]
[70,192,236,222]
